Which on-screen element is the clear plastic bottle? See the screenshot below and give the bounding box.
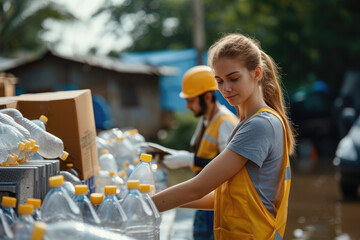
[31,221,135,240]
[25,144,39,162]
[60,170,82,186]
[0,196,17,226]
[31,115,48,131]
[122,180,154,240]
[0,108,69,160]
[139,184,161,240]
[65,163,79,178]
[0,112,31,140]
[74,185,101,225]
[99,150,118,173]
[90,193,104,211]
[0,207,13,239]
[14,204,35,240]
[123,160,135,178]
[95,170,111,194]
[27,198,42,221]
[125,129,145,147]
[96,185,127,234]
[113,136,138,169]
[128,153,156,196]
[152,163,168,193]
[109,171,125,200]
[41,175,82,223]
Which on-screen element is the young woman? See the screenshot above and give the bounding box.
[152,33,295,239]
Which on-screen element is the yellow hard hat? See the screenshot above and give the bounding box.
[179,65,217,99]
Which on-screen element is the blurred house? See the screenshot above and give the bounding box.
[0,50,175,138]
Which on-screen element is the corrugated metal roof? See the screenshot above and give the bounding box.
[0,50,176,76]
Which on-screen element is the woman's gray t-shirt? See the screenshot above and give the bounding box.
[227,111,284,217]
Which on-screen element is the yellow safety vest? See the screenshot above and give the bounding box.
[214,107,291,240]
[191,113,238,173]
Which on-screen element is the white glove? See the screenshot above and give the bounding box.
[163,150,195,169]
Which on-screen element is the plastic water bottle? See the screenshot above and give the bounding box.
[60,170,82,186]
[99,150,118,173]
[65,163,79,178]
[95,170,111,194]
[108,171,125,198]
[24,144,39,162]
[0,108,69,160]
[27,199,42,221]
[31,221,135,240]
[139,184,161,240]
[31,115,48,131]
[0,207,13,239]
[152,163,168,193]
[1,196,17,226]
[74,185,101,225]
[113,136,138,169]
[125,129,145,147]
[41,175,82,223]
[0,113,31,140]
[96,185,127,234]
[123,160,135,178]
[128,153,156,196]
[122,180,154,240]
[90,193,104,211]
[14,204,35,240]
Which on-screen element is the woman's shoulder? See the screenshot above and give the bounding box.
[242,111,282,134]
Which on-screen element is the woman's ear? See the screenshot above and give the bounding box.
[254,66,263,82]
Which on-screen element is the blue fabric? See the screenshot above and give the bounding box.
[193,210,214,240]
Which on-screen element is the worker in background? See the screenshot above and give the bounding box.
[162,65,238,240]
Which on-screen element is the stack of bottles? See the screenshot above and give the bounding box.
[95,128,168,196]
[0,109,69,167]
[0,151,162,240]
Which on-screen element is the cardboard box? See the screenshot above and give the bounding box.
[0,97,17,109]
[14,90,98,180]
[0,73,17,97]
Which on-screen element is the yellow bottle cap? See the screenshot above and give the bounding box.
[18,204,34,215]
[1,162,8,167]
[9,161,18,166]
[75,185,88,195]
[140,153,152,162]
[24,140,30,148]
[123,160,130,168]
[60,151,69,161]
[32,145,39,152]
[128,129,139,135]
[12,153,19,160]
[116,136,124,141]
[27,198,41,209]
[18,142,25,150]
[30,139,36,148]
[2,196,17,208]
[133,159,140,165]
[17,156,25,163]
[118,170,127,178]
[40,115,48,123]
[139,184,151,193]
[101,149,109,155]
[104,185,117,195]
[109,171,115,176]
[49,175,64,188]
[7,155,15,164]
[90,193,104,205]
[32,221,47,240]
[66,163,73,168]
[108,138,113,143]
[127,180,140,189]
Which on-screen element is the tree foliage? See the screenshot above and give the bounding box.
[97,0,360,92]
[0,0,74,57]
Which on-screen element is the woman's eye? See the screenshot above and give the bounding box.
[229,78,238,82]
[216,80,223,84]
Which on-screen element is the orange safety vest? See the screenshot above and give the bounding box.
[191,113,238,173]
[214,107,291,240]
